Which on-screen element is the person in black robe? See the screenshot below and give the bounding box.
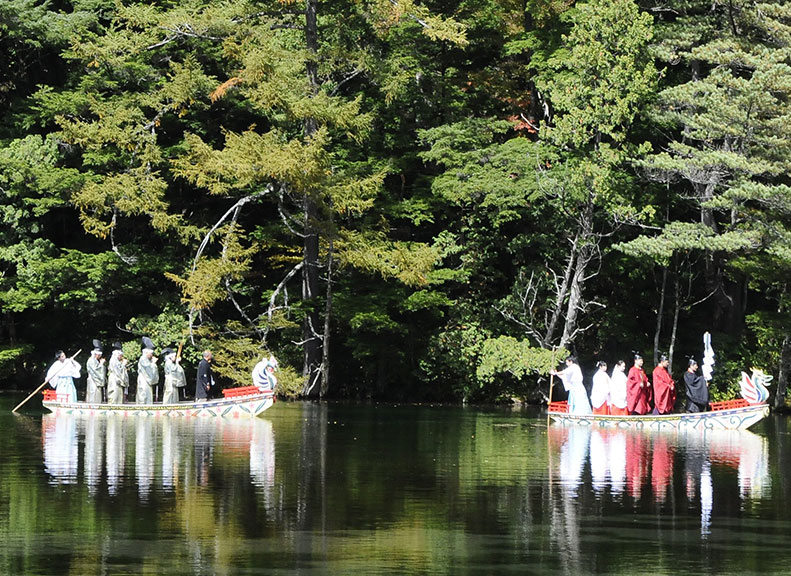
[196,350,215,401]
[684,358,709,413]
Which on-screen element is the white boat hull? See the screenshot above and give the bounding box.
[42,393,275,418]
[548,403,769,431]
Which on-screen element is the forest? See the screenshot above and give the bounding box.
[1,0,790,405]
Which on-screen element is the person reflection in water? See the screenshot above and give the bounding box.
[684,358,709,413]
[551,356,592,415]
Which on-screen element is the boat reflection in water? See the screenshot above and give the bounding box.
[41,412,276,501]
[549,424,769,535]
[41,413,79,484]
[546,424,771,574]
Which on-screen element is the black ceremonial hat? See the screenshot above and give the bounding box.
[112,341,123,350]
[162,347,175,356]
[92,339,103,351]
[141,336,155,350]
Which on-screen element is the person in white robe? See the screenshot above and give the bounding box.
[162,348,185,404]
[609,360,629,415]
[46,351,80,403]
[136,348,159,404]
[107,346,129,404]
[551,356,592,415]
[85,343,106,403]
[590,361,610,414]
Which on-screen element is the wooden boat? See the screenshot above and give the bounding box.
[547,398,769,431]
[41,386,275,418]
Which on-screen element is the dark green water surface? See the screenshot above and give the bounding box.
[2,395,790,575]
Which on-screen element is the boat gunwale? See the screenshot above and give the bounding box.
[41,391,275,416]
[547,402,769,430]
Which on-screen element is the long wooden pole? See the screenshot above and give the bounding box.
[547,348,556,427]
[176,341,185,400]
[12,349,82,413]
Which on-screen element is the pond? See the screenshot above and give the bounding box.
[2,396,791,575]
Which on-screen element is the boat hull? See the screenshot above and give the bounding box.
[42,393,275,418]
[548,403,769,431]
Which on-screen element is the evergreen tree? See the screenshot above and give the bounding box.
[620,0,791,396]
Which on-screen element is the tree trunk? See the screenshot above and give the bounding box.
[653,267,667,366]
[320,225,334,398]
[774,334,790,410]
[560,193,595,348]
[542,233,579,348]
[560,242,589,348]
[668,272,680,372]
[301,0,322,397]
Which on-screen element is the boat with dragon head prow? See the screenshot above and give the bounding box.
[548,368,772,432]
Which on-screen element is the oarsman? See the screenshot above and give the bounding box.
[136,337,159,404]
[626,353,651,415]
[590,361,610,415]
[609,360,629,416]
[46,350,81,403]
[107,342,129,404]
[162,347,186,404]
[550,355,592,415]
[85,340,106,403]
[684,358,709,413]
[195,350,215,401]
[652,354,676,415]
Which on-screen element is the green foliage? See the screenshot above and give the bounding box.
[477,336,567,385]
[166,226,257,311]
[0,135,83,228]
[539,0,657,148]
[337,231,436,287]
[271,363,302,399]
[125,310,191,353]
[615,222,758,264]
[4,0,791,401]
[420,323,490,401]
[0,243,123,312]
[0,343,32,374]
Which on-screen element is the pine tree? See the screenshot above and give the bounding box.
[619,0,791,397]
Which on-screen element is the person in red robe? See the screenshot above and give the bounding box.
[626,354,651,415]
[652,354,676,414]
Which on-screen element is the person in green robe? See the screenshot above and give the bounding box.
[85,340,106,403]
[107,343,129,404]
[162,348,185,404]
[136,344,159,404]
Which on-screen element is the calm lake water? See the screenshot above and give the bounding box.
[2,395,791,575]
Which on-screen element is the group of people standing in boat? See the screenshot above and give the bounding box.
[46,339,217,405]
[550,353,710,416]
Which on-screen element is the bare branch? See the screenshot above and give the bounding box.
[278,185,306,238]
[146,24,224,51]
[191,186,271,274]
[231,10,302,23]
[221,202,261,336]
[110,209,138,265]
[268,261,304,322]
[187,187,272,336]
[330,68,365,96]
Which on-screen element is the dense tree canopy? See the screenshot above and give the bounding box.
[2,0,791,406]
